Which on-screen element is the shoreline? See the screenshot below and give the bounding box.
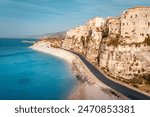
[31,42,128,100]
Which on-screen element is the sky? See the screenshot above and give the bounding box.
[0,0,150,37]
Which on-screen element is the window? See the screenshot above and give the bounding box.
[148,22,150,27]
[146,14,148,17]
[146,34,149,37]
[131,15,132,18]
[124,15,126,19]
[140,33,144,36]
[135,15,137,18]
[123,23,125,26]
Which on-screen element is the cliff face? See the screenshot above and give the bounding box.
[37,38,63,48]
[99,43,150,79]
[62,6,150,81]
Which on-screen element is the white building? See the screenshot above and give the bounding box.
[121,6,150,43]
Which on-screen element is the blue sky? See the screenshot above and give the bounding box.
[0,0,150,37]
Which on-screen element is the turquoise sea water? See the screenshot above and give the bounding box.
[0,38,75,100]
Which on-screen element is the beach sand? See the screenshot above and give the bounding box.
[31,42,128,100]
[68,81,126,100]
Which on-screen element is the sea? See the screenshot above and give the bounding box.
[0,38,76,100]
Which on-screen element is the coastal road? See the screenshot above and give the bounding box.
[68,50,150,100]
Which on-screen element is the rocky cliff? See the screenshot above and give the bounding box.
[62,6,150,91]
[34,6,150,93]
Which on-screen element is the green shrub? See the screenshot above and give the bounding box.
[130,77,143,85]
[143,34,150,46]
[107,38,120,47]
[143,74,150,84]
[133,84,139,88]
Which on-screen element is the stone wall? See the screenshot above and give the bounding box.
[86,17,105,29]
[107,17,121,38]
[121,7,150,43]
[99,44,150,79]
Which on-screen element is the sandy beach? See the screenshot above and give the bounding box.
[31,41,128,100]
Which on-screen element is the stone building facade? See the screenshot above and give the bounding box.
[106,17,121,38]
[121,6,150,43]
[86,17,105,29]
